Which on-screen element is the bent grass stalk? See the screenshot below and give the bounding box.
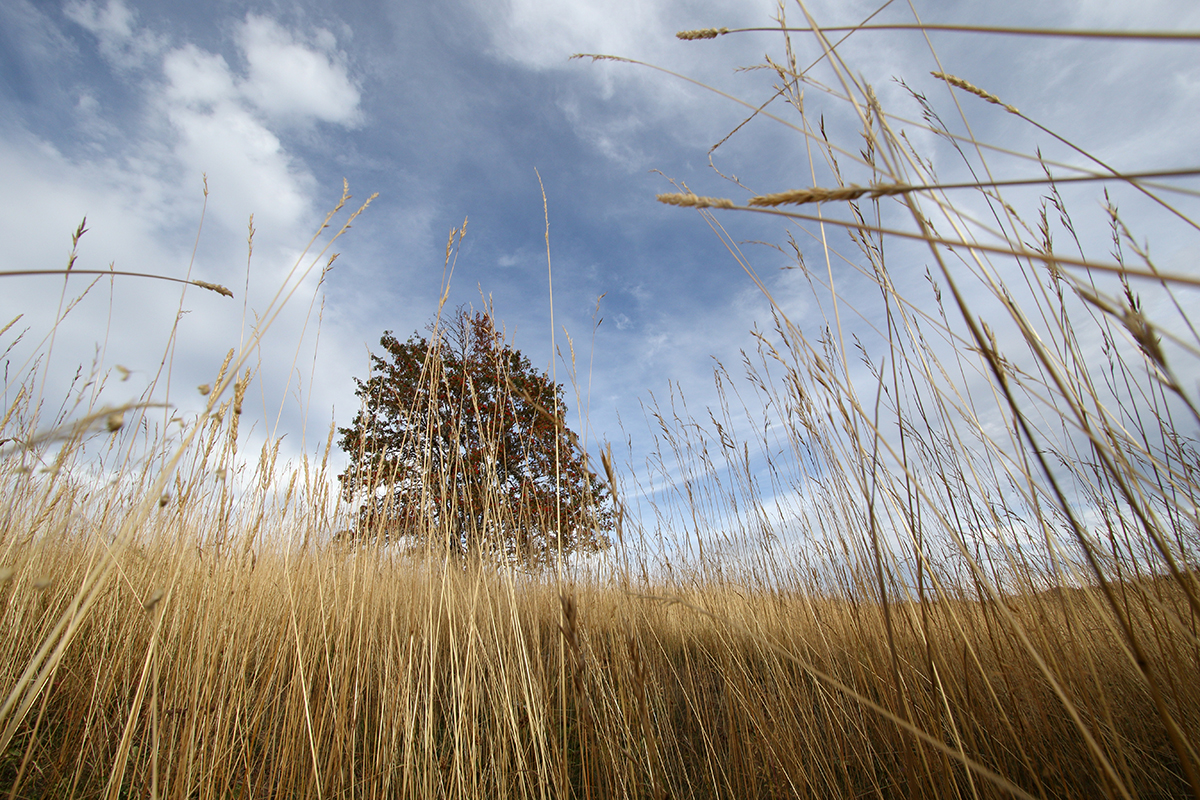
[2,7,1199,800]
[0,183,375,760]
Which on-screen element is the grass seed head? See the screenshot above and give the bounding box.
[1124,309,1167,368]
[192,280,234,298]
[233,369,250,415]
[750,185,874,207]
[676,27,728,40]
[657,192,735,209]
[931,71,1019,114]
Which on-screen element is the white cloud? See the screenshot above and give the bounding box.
[161,44,237,108]
[559,95,651,171]
[0,120,359,473]
[237,15,362,127]
[165,102,313,234]
[0,6,375,474]
[156,42,312,234]
[58,5,363,240]
[63,0,166,69]
[483,0,664,70]
[473,0,773,166]
[149,17,365,234]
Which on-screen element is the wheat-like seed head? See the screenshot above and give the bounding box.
[676,28,729,40]
[931,71,1019,114]
[656,193,735,209]
[750,185,870,206]
[233,368,250,416]
[4,18,1197,800]
[192,280,233,298]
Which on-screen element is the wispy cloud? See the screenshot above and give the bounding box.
[64,0,166,70]
[1,0,1196,513]
[1,1,370,471]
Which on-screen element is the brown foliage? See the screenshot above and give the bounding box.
[337,308,612,566]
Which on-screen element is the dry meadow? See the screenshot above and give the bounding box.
[3,10,1200,800]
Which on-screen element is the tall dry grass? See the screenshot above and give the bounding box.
[3,4,1200,799]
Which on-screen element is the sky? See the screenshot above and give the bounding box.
[2,0,1199,546]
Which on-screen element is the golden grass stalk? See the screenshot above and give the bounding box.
[0,269,234,298]
[2,7,1199,800]
[930,71,1019,114]
[656,192,736,208]
[679,23,1200,42]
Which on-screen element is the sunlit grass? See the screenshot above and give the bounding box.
[2,5,1199,799]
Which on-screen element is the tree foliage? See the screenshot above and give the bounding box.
[337,308,612,567]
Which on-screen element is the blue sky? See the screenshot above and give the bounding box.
[2,0,1199,540]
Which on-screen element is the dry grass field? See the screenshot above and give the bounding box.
[3,8,1200,799]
